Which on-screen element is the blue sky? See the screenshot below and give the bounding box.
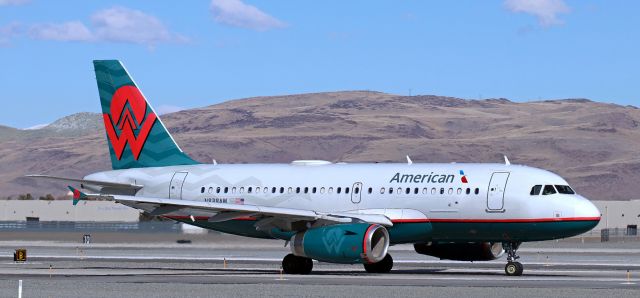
[1,0,638,128]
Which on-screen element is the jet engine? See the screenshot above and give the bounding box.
[290,223,390,264]
[414,242,504,261]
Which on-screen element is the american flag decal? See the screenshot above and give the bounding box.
[234,198,245,205]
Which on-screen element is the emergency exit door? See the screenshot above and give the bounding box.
[351,182,363,204]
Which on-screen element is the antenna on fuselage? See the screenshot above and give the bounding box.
[406,155,413,165]
[504,155,511,166]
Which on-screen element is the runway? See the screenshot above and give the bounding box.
[0,239,639,297]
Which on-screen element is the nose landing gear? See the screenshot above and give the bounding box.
[503,242,523,276]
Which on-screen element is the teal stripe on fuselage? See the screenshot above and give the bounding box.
[173,218,599,244]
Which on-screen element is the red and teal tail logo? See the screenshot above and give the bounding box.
[93,60,199,170]
[459,170,469,183]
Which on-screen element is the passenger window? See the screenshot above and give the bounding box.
[329,187,334,194]
[368,187,373,194]
[389,188,394,194]
[288,187,293,194]
[224,187,229,194]
[304,187,309,194]
[355,187,360,194]
[312,187,317,194]
[555,185,575,194]
[474,188,479,195]
[232,187,236,194]
[414,187,419,194]
[422,188,428,195]
[208,187,213,194]
[466,188,470,195]
[280,187,285,194]
[448,188,453,195]
[271,187,276,194]
[380,187,385,194]
[345,187,350,194]
[337,187,342,194]
[239,187,244,194]
[542,185,557,195]
[201,187,205,193]
[530,185,542,196]
[397,187,402,194]
[296,187,300,194]
[216,187,221,194]
[457,188,462,195]
[431,188,436,195]
[320,187,325,194]
[405,187,410,194]
[440,188,445,195]
[254,187,259,193]
[248,187,252,193]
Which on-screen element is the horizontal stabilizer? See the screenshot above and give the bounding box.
[26,175,143,193]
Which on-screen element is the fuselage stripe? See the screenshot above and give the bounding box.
[167,216,600,224]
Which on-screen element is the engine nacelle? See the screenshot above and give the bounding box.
[290,223,390,264]
[414,242,505,261]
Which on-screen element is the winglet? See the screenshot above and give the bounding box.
[406,155,413,165]
[504,155,511,166]
[67,186,88,206]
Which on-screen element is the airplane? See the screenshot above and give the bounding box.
[28,60,601,276]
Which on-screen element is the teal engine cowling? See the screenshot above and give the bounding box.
[290,223,390,264]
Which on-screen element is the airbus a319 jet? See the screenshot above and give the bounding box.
[29,60,601,276]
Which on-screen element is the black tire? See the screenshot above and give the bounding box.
[282,254,313,275]
[505,262,523,276]
[514,261,524,276]
[282,254,300,274]
[364,254,393,273]
[300,257,313,274]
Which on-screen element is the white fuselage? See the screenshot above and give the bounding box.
[85,161,601,243]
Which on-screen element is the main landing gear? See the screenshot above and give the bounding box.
[503,242,523,276]
[282,254,313,274]
[363,254,393,273]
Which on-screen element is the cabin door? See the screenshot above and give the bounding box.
[169,172,189,199]
[487,172,509,211]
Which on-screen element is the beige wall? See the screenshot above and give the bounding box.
[593,200,640,230]
[0,200,139,222]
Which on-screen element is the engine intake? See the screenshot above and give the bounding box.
[291,223,390,264]
[414,242,504,261]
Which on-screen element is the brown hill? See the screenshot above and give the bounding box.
[1,91,639,200]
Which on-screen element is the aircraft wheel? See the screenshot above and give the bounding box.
[505,261,523,276]
[282,254,313,274]
[364,254,393,273]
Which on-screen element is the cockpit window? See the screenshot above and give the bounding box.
[542,185,557,195]
[555,185,575,194]
[530,185,542,196]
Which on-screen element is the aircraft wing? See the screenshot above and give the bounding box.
[67,187,393,230]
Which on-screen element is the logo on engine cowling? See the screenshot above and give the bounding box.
[322,228,346,254]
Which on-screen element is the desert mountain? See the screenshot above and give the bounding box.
[1,91,639,200]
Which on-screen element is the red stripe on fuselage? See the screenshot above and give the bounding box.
[393,217,601,224]
[166,216,599,224]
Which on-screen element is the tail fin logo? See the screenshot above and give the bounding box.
[459,170,469,183]
[102,85,157,160]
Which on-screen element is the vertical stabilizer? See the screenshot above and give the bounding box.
[93,60,199,170]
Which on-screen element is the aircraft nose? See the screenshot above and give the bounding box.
[572,195,601,234]
[575,195,601,220]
